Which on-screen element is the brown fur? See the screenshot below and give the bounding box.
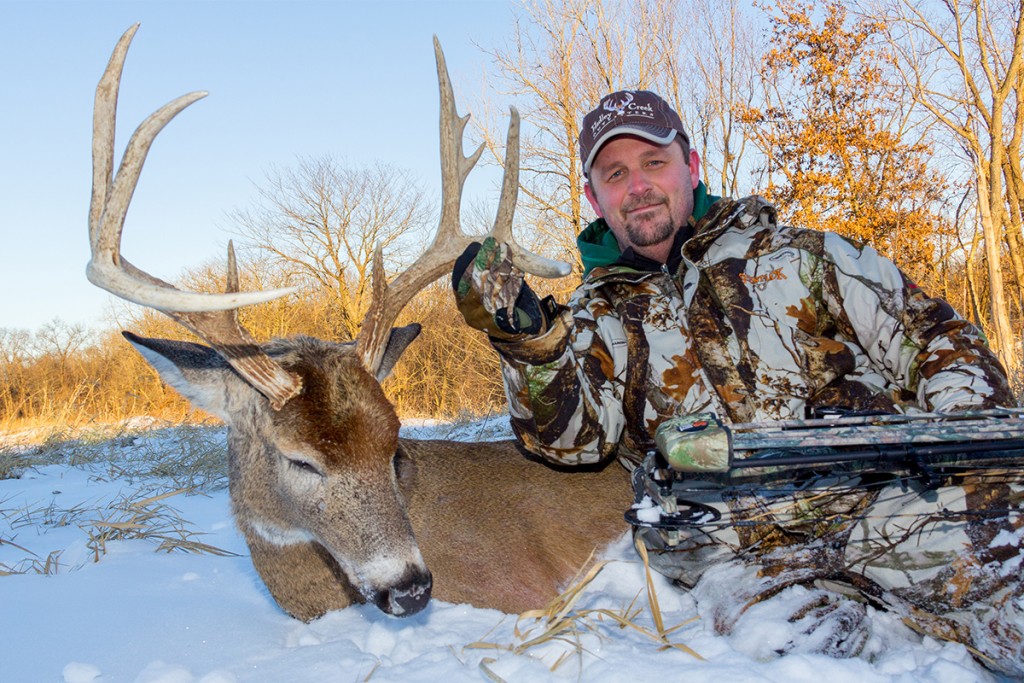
[128,333,630,621]
[400,438,629,614]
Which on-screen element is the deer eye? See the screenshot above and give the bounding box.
[392,450,417,487]
[287,458,323,477]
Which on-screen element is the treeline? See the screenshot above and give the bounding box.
[4,0,1024,429]
[1,280,507,428]
[1,246,1014,431]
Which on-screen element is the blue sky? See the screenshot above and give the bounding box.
[1,0,518,333]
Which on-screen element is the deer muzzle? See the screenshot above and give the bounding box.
[370,564,433,616]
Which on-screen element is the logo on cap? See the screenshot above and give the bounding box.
[603,92,634,116]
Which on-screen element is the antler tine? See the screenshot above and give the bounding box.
[175,241,303,410]
[87,24,297,313]
[357,245,392,376]
[88,26,302,410]
[355,38,570,376]
[490,106,572,276]
[489,105,520,245]
[89,23,134,248]
[432,35,484,251]
[355,37,478,373]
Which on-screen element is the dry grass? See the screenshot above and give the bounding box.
[467,547,702,680]
[0,421,234,575]
[83,488,236,560]
[1,421,228,489]
[0,486,236,576]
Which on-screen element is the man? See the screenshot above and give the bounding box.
[454,90,1022,673]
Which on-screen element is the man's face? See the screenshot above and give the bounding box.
[584,135,700,263]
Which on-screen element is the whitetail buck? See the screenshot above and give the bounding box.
[88,25,630,621]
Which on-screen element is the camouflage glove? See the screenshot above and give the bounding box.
[452,237,556,342]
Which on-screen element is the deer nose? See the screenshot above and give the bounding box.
[376,566,433,616]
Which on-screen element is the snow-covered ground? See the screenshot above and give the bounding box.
[0,419,1006,682]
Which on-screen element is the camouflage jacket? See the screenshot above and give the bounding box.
[493,195,1012,466]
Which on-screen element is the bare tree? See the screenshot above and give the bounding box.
[0,328,31,368]
[476,0,684,278]
[33,319,90,368]
[869,0,1024,373]
[679,0,764,197]
[472,0,767,290]
[231,156,432,341]
[0,327,32,421]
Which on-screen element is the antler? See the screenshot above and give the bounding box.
[355,37,571,375]
[88,25,302,409]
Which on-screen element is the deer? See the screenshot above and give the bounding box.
[87,25,631,622]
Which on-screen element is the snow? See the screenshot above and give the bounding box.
[0,420,1008,682]
[631,495,664,524]
[992,527,1023,548]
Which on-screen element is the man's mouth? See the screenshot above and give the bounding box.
[623,191,667,216]
[625,200,665,218]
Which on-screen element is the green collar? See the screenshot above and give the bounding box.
[577,181,721,277]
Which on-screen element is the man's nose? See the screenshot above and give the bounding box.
[628,169,653,194]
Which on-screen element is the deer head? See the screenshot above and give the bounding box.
[87,25,569,618]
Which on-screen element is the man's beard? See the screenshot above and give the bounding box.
[621,191,674,247]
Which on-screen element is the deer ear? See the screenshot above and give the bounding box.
[123,331,240,421]
[375,324,421,382]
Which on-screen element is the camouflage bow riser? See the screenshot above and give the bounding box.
[632,409,1024,543]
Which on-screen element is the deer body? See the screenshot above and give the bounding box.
[128,332,629,621]
[244,437,629,621]
[90,26,628,622]
[402,438,628,616]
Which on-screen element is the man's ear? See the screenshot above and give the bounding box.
[689,149,701,190]
[584,182,604,218]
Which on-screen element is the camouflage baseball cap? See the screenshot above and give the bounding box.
[579,90,689,177]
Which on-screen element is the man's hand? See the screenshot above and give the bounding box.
[452,237,554,341]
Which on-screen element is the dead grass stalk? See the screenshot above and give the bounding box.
[469,547,702,678]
